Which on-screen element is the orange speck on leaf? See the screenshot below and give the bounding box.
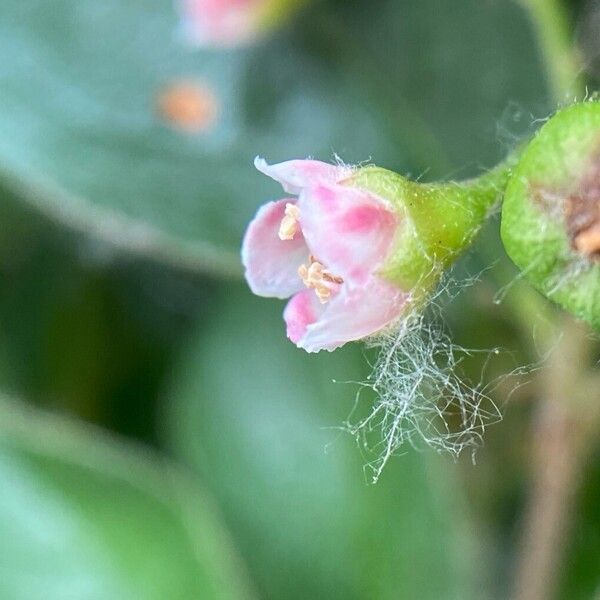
[157,80,218,133]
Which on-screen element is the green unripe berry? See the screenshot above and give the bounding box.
[501,102,600,329]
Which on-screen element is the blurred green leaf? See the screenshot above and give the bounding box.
[0,397,253,600]
[560,443,600,600]
[163,284,481,600]
[0,0,545,275]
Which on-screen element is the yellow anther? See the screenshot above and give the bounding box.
[278,203,301,240]
[298,256,343,304]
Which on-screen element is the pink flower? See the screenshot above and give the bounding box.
[179,0,269,48]
[242,158,408,352]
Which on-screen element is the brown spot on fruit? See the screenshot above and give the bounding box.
[156,80,218,133]
[565,149,600,257]
[530,145,600,259]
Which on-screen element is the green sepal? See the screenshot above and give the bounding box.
[501,101,600,330]
[346,160,512,299]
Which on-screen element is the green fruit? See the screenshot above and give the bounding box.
[501,102,600,329]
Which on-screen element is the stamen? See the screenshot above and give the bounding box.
[278,203,301,240]
[298,256,344,303]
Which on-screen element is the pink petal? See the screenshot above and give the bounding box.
[242,199,309,298]
[254,157,348,195]
[298,184,398,284]
[283,289,324,344]
[295,277,408,353]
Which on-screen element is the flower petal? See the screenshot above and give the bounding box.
[283,289,324,344]
[242,199,309,298]
[298,184,398,284]
[255,157,347,195]
[296,277,408,353]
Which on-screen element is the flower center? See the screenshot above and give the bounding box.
[298,255,343,304]
[278,203,301,240]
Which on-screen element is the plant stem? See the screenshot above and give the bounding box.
[510,2,596,599]
[512,317,595,600]
[519,0,584,101]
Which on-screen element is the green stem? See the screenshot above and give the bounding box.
[519,0,584,101]
[512,318,595,600]
[509,3,597,600]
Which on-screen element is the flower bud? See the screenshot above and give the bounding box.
[242,158,508,352]
[501,101,600,329]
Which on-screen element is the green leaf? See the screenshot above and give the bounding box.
[163,284,480,600]
[0,397,253,600]
[0,0,545,275]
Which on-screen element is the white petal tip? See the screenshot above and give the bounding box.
[254,156,268,172]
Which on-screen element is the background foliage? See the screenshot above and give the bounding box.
[0,0,598,598]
